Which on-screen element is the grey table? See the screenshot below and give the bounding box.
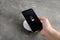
[0,0,60,40]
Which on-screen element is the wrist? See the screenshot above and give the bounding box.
[45,27,60,40]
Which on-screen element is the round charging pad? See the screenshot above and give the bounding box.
[23,20,32,31]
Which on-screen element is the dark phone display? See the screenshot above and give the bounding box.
[22,9,43,32]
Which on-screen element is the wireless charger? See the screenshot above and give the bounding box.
[23,20,32,32]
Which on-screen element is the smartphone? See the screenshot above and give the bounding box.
[22,8,43,32]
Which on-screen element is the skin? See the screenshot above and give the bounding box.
[38,17,60,40]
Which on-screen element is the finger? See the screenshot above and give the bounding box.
[38,16,48,23]
[39,16,51,27]
[39,16,47,20]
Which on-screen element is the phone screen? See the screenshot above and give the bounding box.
[22,9,43,32]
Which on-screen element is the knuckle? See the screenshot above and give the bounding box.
[45,18,48,21]
[43,18,48,22]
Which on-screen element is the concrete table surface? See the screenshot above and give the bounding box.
[0,0,60,40]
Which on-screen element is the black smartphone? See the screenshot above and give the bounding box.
[22,8,43,32]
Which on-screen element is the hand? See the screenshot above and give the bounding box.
[38,17,53,36]
[38,17,60,40]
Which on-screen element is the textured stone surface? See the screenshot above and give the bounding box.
[0,0,60,40]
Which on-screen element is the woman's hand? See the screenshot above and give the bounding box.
[38,17,60,40]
